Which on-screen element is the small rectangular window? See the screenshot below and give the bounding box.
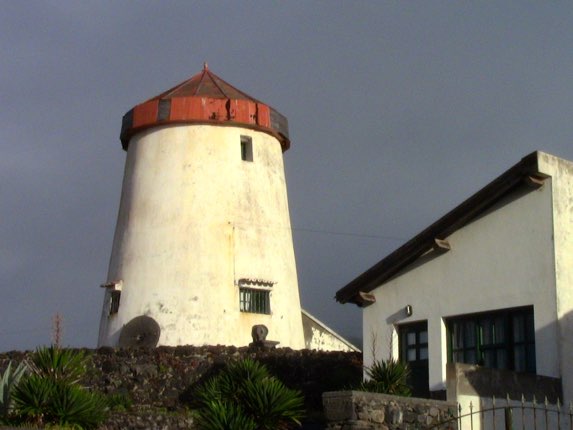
[240,135,253,162]
[109,291,121,315]
[239,288,270,314]
[157,99,171,121]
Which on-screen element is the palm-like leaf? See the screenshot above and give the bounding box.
[11,347,107,429]
[50,383,108,429]
[0,361,28,420]
[195,400,257,430]
[12,374,55,425]
[194,359,304,430]
[29,346,87,385]
[243,377,304,429]
[360,358,411,397]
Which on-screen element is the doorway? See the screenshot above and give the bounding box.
[399,321,429,398]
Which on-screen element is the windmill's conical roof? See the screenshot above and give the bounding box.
[120,64,290,150]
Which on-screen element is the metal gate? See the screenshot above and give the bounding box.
[430,396,573,430]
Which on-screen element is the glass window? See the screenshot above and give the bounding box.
[239,287,270,314]
[447,306,535,373]
[240,135,253,162]
[399,322,429,363]
[109,291,121,315]
[407,332,416,346]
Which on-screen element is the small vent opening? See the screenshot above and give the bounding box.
[241,135,253,162]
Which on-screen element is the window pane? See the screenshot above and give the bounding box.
[482,320,494,344]
[407,348,416,362]
[526,313,535,340]
[494,317,505,343]
[483,350,495,368]
[420,347,428,360]
[466,350,477,365]
[419,330,428,344]
[453,323,463,349]
[496,349,508,369]
[465,322,475,347]
[514,345,525,372]
[239,288,270,314]
[407,332,416,346]
[513,315,525,342]
[526,345,536,373]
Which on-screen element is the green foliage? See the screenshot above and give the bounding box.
[48,383,108,429]
[12,374,53,424]
[194,358,304,430]
[359,358,411,397]
[105,392,132,411]
[0,360,29,422]
[28,346,87,385]
[10,346,107,429]
[195,400,257,430]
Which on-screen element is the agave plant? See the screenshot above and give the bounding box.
[48,383,108,429]
[195,399,257,430]
[0,361,28,422]
[11,346,107,429]
[28,346,87,385]
[359,357,412,397]
[12,374,54,425]
[194,358,304,430]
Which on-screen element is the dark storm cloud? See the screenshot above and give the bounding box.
[2,2,573,351]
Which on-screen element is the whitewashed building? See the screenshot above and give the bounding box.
[336,151,573,402]
[98,65,357,352]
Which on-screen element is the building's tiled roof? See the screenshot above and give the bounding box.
[119,64,289,150]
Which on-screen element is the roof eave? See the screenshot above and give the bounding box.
[336,151,547,305]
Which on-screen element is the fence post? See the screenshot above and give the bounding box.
[504,407,513,430]
[504,394,513,430]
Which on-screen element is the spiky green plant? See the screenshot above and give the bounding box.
[359,357,411,397]
[49,383,108,429]
[194,358,304,430]
[12,374,54,425]
[28,346,87,385]
[105,392,132,412]
[11,346,107,429]
[0,361,29,422]
[195,400,257,430]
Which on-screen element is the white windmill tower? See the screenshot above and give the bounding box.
[98,64,305,349]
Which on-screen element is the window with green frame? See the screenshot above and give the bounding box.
[239,287,270,314]
[447,306,535,373]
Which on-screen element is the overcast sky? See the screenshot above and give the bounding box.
[2,2,573,352]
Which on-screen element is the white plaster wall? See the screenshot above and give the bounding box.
[363,175,558,394]
[98,124,304,349]
[538,153,573,402]
[302,310,360,352]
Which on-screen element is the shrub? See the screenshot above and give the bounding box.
[0,361,28,423]
[12,374,53,425]
[28,346,87,385]
[48,383,108,429]
[359,357,411,397]
[195,400,257,430]
[11,346,107,429]
[194,358,304,430]
[105,392,132,412]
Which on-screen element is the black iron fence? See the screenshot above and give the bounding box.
[430,396,573,430]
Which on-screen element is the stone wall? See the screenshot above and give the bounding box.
[0,346,362,429]
[322,391,458,430]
